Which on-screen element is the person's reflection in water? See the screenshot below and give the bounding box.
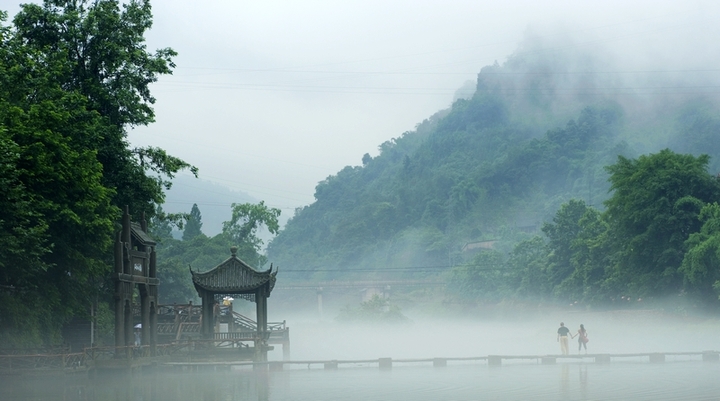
[560,363,570,397]
[255,368,270,401]
[579,365,588,400]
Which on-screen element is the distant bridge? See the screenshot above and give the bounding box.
[275,279,445,290]
[275,279,446,319]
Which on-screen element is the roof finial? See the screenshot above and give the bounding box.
[230,246,237,256]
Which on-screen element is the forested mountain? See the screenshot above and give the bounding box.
[268,41,720,308]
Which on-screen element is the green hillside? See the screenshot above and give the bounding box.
[268,44,720,308]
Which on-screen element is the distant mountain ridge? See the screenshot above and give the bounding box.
[267,36,720,279]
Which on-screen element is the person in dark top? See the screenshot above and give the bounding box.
[572,324,588,353]
[557,322,570,355]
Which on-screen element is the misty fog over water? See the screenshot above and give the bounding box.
[3,312,720,400]
[283,316,718,362]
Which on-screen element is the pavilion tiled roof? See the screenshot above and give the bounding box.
[191,248,276,295]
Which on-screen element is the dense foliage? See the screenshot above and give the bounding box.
[153,202,281,304]
[452,151,720,309]
[269,44,720,310]
[0,1,195,347]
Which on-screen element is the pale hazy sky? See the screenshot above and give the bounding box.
[3,0,720,216]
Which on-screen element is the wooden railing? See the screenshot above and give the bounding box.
[213,332,270,341]
[153,304,202,319]
[175,322,201,341]
[157,322,178,334]
[0,352,85,370]
[232,311,256,331]
[268,320,287,331]
[0,335,284,371]
[232,312,286,332]
[0,346,70,356]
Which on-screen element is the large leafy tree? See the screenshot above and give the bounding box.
[506,236,550,299]
[155,234,233,304]
[12,0,196,218]
[0,14,115,344]
[0,1,196,346]
[679,203,720,304]
[603,150,720,298]
[542,199,591,292]
[223,201,281,268]
[554,207,611,304]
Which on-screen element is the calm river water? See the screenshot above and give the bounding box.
[4,312,720,400]
[2,361,719,401]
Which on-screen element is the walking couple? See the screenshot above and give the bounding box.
[557,322,589,355]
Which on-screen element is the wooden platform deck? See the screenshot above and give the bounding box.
[162,350,720,371]
[6,349,717,375]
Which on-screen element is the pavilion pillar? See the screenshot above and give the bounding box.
[201,291,215,341]
[140,286,150,348]
[282,327,291,360]
[124,299,133,356]
[122,207,131,248]
[121,207,133,355]
[149,247,157,355]
[256,287,268,362]
[114,290,124,354]
[150,301,157,356]
[114,232,125,354]
[229,302,235,332]
[260,295,268,334]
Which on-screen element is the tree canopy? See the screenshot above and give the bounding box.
[443,150,720,308]
[679,203,720,303]
[0,1,196,347]
[603,150,720,298]
[154,202,282,304]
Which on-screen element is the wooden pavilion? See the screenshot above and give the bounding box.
[190,247,278,361]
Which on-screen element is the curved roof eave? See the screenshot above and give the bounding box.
[190,249,277,295]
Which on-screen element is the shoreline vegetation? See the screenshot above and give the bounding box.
[3,0,720,351]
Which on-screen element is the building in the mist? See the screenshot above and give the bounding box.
[190,246,284,361]
[113,206,159,357]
